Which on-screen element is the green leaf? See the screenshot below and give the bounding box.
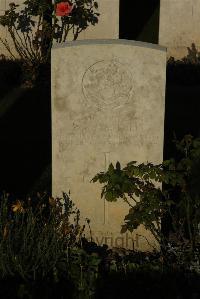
[94,2,98,9]
[108,163,114,172]
[193,139,200,148]
[120,225,127,234]
[105,191,117,202]
[116,161,121,171]
[166,200,175,206]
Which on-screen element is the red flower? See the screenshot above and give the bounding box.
[56,1,73,17]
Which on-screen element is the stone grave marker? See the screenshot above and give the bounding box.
[51,39,166,251]
[159,0,200,59]
[80,0,119,40]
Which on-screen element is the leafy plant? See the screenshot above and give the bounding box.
[0,192,82,281]
[0,187,199,298]
[168,43,200,65]
[0,191,104,298]
[0,0,99,84]
[92,135,200,256]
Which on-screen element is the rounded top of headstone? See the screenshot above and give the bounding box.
[52,39,167,52]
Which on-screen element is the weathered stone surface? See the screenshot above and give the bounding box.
[159,0,200,59]
[80,0,119,40]
[0,0,6,11]
[52,39,166,251]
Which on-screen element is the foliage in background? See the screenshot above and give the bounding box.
[0,191,101,298]
[167,43,200,85]
[0,192,79,279]
[0,0,99,84]
[168,43,200,65]
[92,135,200,258]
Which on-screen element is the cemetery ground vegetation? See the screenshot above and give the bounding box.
[0,189,200,298]
[93,135,200,273]
[0,191,102,298]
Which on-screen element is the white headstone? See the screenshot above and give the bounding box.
[81,0,119,39]
[159,0,200,58]
[0,0,6,11]
[52,39,167,250]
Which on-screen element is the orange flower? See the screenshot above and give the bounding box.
[12,200,24,213]
[56,1,73,17]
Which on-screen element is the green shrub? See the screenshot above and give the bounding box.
[93,135,200,259]
[0,191,102,298]
[0,192,81,280]
[0,0,99,85]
